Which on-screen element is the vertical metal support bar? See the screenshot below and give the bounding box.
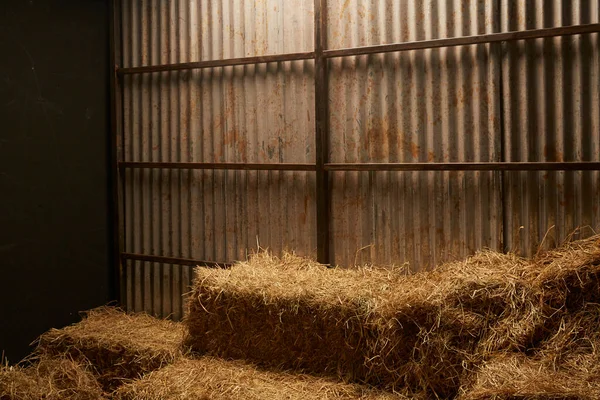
[497,1,509,252]
[314,0,331,264]
[109,0,125,304]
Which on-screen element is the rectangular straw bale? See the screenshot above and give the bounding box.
[113,356,413,400]
[536,302,600,370]
[458,353,600,400]
[186,251,534,397]
[35,307,185,390]
[461,245,600,400]
[0,356,106,400]
[479,235,600,354]
[530,235,600,310]
[0,365,38,400]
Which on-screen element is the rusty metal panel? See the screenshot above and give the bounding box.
[124,260,194,319]
[197,0,314,59]
[327,0,503,269]
[121,0,314,70]
[502,1,600,255]
[120,0,316,316]
[327,0,496,49]
[117,0,600,302]
[330,170,503,269]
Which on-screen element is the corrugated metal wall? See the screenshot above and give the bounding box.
[327,0,503,267]
[120,0,316,317]
[117,0,600,317]
[502,0,600,254]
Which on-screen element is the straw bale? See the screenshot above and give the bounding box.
[536,302,600,372]
[0,356,105,400]
[0,364,40,400]
[531,235,600,312]
[460,302,600,400]
[35,307,185,390]
[113,356,414,400]
[475,235,600,353]
[458,353,599,400]
[185,250,535,397]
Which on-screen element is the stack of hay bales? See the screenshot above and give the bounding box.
[35,307,185,390]
[27,308,410,399]
[185,236,600,398]
[4,235,599,399]
[185,251,539,397]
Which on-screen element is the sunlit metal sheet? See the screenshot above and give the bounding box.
[327,0,503,269]
[120,0,316,317]
[117,0,600,317]
[502,0,600,255]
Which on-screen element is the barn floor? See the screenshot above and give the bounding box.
[2,235,600,399]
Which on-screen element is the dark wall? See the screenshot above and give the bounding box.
[0,0,113,363]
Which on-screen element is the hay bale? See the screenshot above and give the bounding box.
[461,302,600,400]
[0,364,40,400]
[531,235,600,312]
[458,353,599,400]
[0,356,105,400]
[536,302,600,371]
[474,235,600,355]
[113,356,411,400]
[35,307,185,390]
[185,251,535,397]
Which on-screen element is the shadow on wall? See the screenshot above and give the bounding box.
[0,0,113,363]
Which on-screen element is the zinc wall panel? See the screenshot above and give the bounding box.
[117,1,600,313]
[502,1,600,255]
[121,0,316,316]
[327,0,503,269]
[124,260,194,319]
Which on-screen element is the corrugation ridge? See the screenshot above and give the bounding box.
[134,0,143,312]
[158,1,170,317]
[141,0,151,314]
[181,0,194,319]
[148,0,159,316]
[167,1,179,318]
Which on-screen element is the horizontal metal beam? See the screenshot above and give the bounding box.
[120,161,600,172]
[121,252,230,268]
[116,24,600,75]
[325,162,600,172]
[324,23,600,58]
[119,162,317,171]
[118,51,315,75]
